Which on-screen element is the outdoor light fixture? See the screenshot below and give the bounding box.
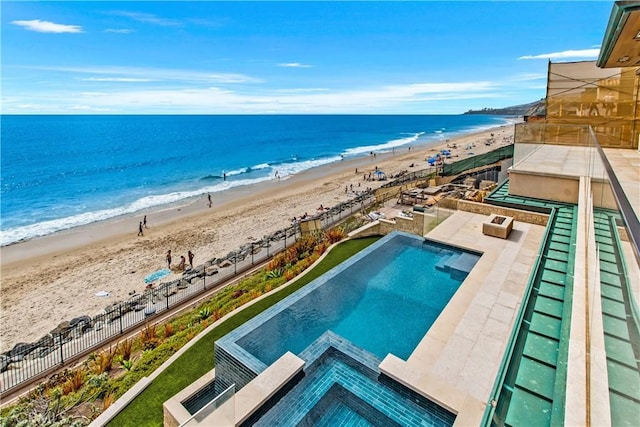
[618,55,631,63]
[635,29,640,40]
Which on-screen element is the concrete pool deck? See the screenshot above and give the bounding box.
[380,210,545,426]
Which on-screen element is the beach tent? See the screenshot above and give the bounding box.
[373,170,386,180]
[428,157,437,165]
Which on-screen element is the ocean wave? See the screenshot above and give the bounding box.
[224,167,249,176]
[251,163,270,170]
[1,175,274,246]
[1,155,342,245]
[270,156,342,178]
[428,118,512,143]
[200,174,222,181]
[202,162,270,181]
[343,132,425,156]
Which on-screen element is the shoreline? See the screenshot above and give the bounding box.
[0,120,511,251]
[0,122,517,352]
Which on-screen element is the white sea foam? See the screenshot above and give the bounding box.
[251,163,270,170]
[225,167,249,176]
[271,156,342,178]
[0,175,274,245]
[343,132,424,157]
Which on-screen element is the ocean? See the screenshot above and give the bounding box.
[0,114,509,245]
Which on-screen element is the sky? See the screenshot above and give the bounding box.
[1,1,614,114]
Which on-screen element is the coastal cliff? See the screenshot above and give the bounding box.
[464,99,544,116]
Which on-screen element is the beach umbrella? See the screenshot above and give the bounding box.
[428,157,436,165]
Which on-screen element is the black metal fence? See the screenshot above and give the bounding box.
[0,192,377,395]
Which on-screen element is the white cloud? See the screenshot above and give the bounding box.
[105,29,133,34]
[79,77,156,82]
[274,88,329,93]
[278,63,312,68]
[109,11,182,26]
[11,19,83,33]
[16,104,48,109]
[49,79,500,113]
[518,48,600,60]
[511,73,547,82]
[23,65,262,84]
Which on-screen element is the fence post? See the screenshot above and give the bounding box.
[252,243,255,265]
[58,333,64,366]
[203,266,206,290]
[119,305,123,335]
[284,231,287,250]
[234,257,237,275]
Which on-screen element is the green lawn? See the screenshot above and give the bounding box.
[108,236,379,427]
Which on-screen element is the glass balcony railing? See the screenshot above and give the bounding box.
[488,121,640,426]
[180,383,235,427]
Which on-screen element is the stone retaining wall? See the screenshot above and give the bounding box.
[458,200,549,226]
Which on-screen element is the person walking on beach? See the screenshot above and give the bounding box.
[166,250,172,268]
[207,193,212,208]
[143,215,148,228]
[137,221,144,236]
[188,250,194,268]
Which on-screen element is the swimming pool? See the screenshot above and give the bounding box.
[214,231,481,394]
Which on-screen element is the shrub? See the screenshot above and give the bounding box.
[231,290,246,299]
[121,358,134,371]
[284,246,299,264]
[324,227,346,244]
[265,267,284,279]
[139,322,159,350]
[163,323,175,339]
[102,393,114,410]
[61,369,86,395]
[198,307,212,321]
[315,241,328,255]
[267,253,286,271]
[92,345,117,375]
[118,338,134,361]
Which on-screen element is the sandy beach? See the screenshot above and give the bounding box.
[0,123,516,353]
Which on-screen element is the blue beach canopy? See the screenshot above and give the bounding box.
[144,268,171,284]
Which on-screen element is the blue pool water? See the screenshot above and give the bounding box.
[252,334,455,426]
[233,232,480,366]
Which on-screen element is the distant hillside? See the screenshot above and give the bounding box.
[464,99,544,116]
